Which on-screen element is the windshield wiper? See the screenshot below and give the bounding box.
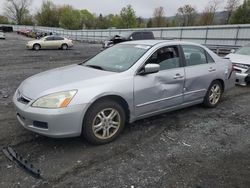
[85,65,105,70]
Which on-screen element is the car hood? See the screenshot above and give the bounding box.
[18,64,115,99]
[226,53,250,65]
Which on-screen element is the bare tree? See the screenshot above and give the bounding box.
[177,5,197,26]
[152,6,166,27]
[199,0,222,25]
[5,0,32,24]
[225,0,240,23]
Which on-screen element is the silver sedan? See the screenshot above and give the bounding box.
[13,40,235,144]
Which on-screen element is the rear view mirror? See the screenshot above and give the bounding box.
[140,64,160,75]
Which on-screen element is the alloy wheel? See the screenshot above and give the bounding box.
[209,84,221,105]
[92,108,121,140]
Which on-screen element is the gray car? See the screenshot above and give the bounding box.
[13,40,235,144]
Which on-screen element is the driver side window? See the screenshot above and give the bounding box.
[145,46,180,71]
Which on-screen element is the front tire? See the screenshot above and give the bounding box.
[203,80,222,108]
[61,44,68,50]
[83,100,126,145]
[33,44,41,51]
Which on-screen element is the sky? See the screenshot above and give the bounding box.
[0,0,244,18]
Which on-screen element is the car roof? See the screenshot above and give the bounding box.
[120,40,204,47]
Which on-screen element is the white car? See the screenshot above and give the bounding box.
[0,31,5,39]
[226,44,250,86]
[26,36,73,50]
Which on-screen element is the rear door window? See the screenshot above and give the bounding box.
[182,45,208,66]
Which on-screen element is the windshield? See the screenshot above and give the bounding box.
[236,44,250,56]
[83,44,151,72]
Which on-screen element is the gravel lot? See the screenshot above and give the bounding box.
[0,33,250,188]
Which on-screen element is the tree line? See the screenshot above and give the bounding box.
[0,0,250,29]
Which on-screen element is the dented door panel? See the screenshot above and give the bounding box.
[134,68,185,116]
[183,64,217,103]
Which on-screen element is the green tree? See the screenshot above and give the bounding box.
[96,14,110,29]
[120,5,137,28]
[147,18,153,28]
[109,14,122,28]
[80,9,96,29]
[169,17,179,27]
[22,14,34,25]
[0,15,9,24]
[59,5,82,30]
[230,0,250,24]
[35,0,59,27]
[137,17,146,28]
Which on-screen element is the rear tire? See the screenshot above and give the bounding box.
[203,80,222,108]
[83,100,126,145]
[33,44,41,51]
[61,44,68,50]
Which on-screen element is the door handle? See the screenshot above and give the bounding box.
[174,73,184,79]
[208,67,216,72]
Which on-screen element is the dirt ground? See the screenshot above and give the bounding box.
[0,33,250,188]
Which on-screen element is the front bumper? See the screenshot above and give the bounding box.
[234,65,250,86]
[13,92,88,138]
[26,44,33,49]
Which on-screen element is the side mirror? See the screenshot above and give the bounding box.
[139,64,160,75]
[230,49,236,53]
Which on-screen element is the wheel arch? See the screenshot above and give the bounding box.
[213,79,225,93]
[33,43,41,49]
[82,95,131,128]
[61,43,68,48]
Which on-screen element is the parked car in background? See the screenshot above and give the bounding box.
[26,36,73,50]
[0,26,13,32]
[226,43,250,86]
[103,31,154,48]
[0,31,5,39]
[14,41,235,145]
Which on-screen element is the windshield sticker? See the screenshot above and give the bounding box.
[135,45,150,50]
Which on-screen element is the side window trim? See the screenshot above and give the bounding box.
[205,51,215,63]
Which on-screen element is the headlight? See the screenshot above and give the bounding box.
[234,63,249,69]
[32,90,77,108]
